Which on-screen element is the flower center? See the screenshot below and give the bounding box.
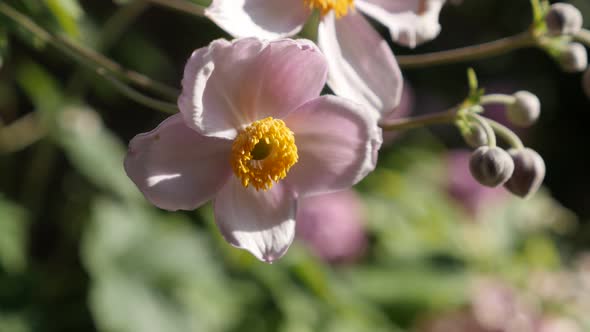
[231,117,298,191]
[304,0,354,18]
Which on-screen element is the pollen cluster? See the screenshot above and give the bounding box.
[304,0,354,18]
[231,117,298,191]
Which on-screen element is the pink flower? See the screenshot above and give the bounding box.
[124,38,382,263]
[205,0,446,117]
[296,190,367,263]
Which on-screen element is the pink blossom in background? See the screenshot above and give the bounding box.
[538,318,581,332]
[296,190,367,263]
[124,38,382,263]
[446,150,506,217]
[418,310,493,332]
[205,0,448,118]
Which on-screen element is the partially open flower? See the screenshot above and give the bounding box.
[545,3,583,36]
[469,146,515,187]
[559,42,588,73]
[504,148,545,198]
[124,38,382,262]
[506,91,541,127]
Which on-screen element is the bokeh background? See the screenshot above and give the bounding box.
[0,0,589,331]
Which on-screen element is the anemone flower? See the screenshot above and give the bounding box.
[124,38,382,263]
[205,0,446,117]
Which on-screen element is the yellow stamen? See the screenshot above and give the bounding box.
[304,0,354,18]
[231,117,298,191]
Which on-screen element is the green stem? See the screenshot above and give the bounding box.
[0,113,46,153]
[147,0,206,17]
[379,108,457,131]
[0,2,179,100]
[397,32,537,68]
[574,29,590,47]
[66,1,150,95]
[101,73,178,114]
[480,94,516,106]
[486,117,525,149]
[469,114,497,147]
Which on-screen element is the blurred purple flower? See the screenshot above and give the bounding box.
[296,190,367,263]
[446,150,506,217]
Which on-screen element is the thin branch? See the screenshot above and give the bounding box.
[397,32,537,68]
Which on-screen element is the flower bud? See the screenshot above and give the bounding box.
[463,124,488,148]
[469,146,515,187]
[504,148,545,198]
[559,43,588,73]
[506,91,541,127]
[545,3,583,36]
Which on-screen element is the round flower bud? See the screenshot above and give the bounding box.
[504,148,545,198]
[463,124,488,148]
[469,146,515,187]
[582,68,590,99]
[545,3,583,36]
[506,91,541,127]
[559,43,588,73]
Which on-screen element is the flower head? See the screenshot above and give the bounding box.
[205,0,448,118]
[125,38,382,263]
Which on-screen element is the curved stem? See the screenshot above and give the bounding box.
[379,108,457,131]
[147,0,206,17]
[480,94,516,106]
[397,32,537,68]
[469,114,497,147]
[485,117,525,149]
[0,2,179,100]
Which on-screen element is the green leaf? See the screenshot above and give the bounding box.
[55,105,143,202]
[0,27,8,68]
[44,0,84,38]
[0,197,29,273]
[16,60,142,201]
[467,67,478,92]
[15,59,63,125]
[82,199,243,332]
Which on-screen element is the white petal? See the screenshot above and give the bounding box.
[356,0,445,48]
[205,0,310,39]
[318,12,402,118]
[124,114,232,211]
[178,38,328,139]
[214,177,297,263]
[284,95,382,196]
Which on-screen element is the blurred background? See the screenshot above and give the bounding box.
[0,0,589,331]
